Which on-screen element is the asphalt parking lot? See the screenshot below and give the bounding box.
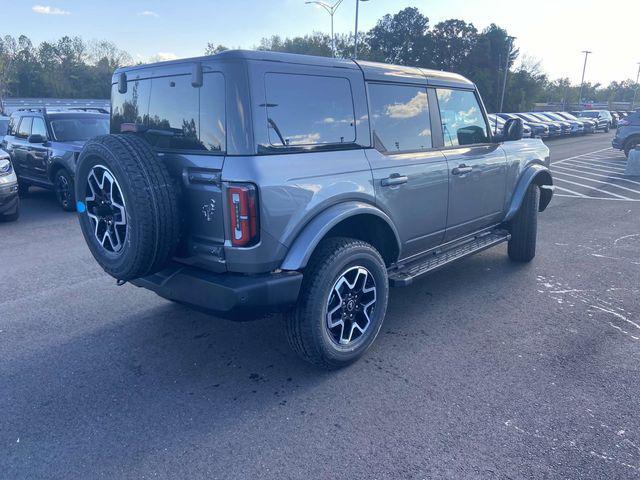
[2,132,639,479]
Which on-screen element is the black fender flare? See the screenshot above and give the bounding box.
[47,157,74,182]
[280,201,401,271]
[504,163,553,222]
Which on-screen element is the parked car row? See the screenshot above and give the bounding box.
[487,110,619,138]
[0,107,109,219]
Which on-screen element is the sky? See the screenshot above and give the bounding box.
[2,0,639,85]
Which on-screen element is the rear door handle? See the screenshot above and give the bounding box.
[381,174,408,187]
[452,164,473,176]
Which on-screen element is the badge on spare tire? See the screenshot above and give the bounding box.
[201,198,216,222]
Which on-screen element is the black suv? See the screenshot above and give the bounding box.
[1,108,109,210]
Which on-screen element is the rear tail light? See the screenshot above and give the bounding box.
[227,183,259,247]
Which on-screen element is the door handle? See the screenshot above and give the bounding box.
[452,164,473,176]
[381,174,408,187]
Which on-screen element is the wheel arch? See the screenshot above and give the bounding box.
[280,202,401,271]
[504,163,553,222]
[48,158,73,183]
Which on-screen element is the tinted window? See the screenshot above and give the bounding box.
[111,78,152,133]
[146,73,225,152]
[17,117,32,138]
[264,73,356,147]
[50,115,109,142]
[437,89,489,147]
[0,119,8,136]
[7,117,17,136]
[368,83,431,152]
[31,117,48,138]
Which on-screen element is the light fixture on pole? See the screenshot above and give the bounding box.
[632,62,640,110]
[354,0,370,59]
[305,0,345,57]
[578,50,592,106]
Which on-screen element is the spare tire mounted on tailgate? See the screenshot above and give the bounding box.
[75,134,181,282]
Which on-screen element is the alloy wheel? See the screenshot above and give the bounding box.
[326,266,377,346]
[85,165,127,253]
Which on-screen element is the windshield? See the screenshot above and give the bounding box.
[49,115,109,142]
[0,119,8,136]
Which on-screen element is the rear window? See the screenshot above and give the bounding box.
[111,73,226,153]
[264,73,356,147]
[368,83,432,152]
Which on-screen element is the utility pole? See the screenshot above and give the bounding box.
[354,0,370,59]
[305,0,345,57]
[632,62,640,110]
[578,50,592,107]
[498,36,515,113]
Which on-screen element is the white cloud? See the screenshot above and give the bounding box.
[154,52,178,61]
[138,10,159,18]
[32,5,71,15]
[386,91,428,119]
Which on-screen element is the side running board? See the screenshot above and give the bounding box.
[388,229,511,287]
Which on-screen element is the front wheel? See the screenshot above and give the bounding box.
[285,237,389,369]
[508,183,539,263]
[54,168,76,211]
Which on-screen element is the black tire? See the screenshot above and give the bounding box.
[53,168,76,211]
[604,124,610,133]
[75,134,181,281]
[508,183,539,263]
[17,182,29,197]
[285,237,389,369]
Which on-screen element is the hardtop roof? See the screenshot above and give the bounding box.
[113,49,475,88]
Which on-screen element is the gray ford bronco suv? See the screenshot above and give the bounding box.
[75,50,553,369]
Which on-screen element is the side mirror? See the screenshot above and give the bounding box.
[27,134,46,144]
[503,118,524,142]
[118,72,127,94]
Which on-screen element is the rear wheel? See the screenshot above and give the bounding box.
[53,168,76,211]
[285,237,389,369]
[17,182,29,197]
[624,138,640,158]
[508,183,539,263]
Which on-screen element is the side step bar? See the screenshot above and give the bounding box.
[388,229,511,287]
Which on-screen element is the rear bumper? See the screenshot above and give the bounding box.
[130,264,303,319]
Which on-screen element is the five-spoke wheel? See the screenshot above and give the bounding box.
[85,165,127,253]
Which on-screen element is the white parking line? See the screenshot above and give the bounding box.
[552,147,614,166]
[553,165,640,187]
[554,186,588,197]
[552,171,640,196]
[556,162,630,177]
[553,177,633,200]
[562,159,627,172]
[554,194,640,202]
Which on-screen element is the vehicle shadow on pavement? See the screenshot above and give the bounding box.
[3,248,528,477]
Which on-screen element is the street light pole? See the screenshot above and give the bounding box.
[632,62,640,110]
[578,50,592,107]
[354,0,369,59]
[498,36,515,113]
[305,0,345,57]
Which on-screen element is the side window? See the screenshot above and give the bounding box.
[436,89,489,147]
[111,78,151,134]
[264,73,356,147]
[368,83,431,152]
[16,117,32,139]
[145,73,226,152]
[31,117,48,138]
[7,117,17,136]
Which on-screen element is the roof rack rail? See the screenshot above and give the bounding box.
[17,107,47,113]
[66,107,110,114]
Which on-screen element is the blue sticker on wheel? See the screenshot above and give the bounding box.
[76,201,86,213]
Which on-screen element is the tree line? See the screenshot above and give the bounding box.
[2,8,636,112]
